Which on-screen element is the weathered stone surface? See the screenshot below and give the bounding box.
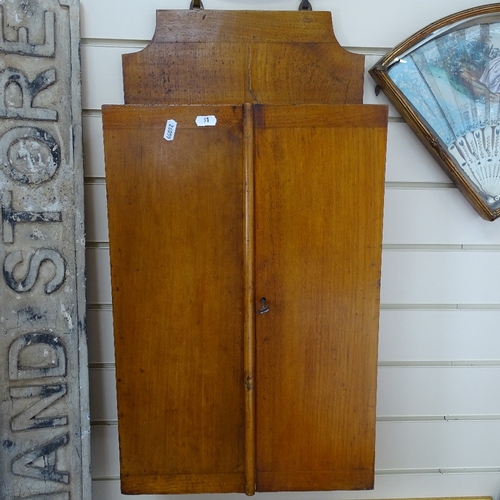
[0,1,90,499]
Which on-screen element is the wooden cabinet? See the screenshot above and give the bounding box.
[104,7,388,496]
[102,102,388,495]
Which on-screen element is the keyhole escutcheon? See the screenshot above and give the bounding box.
[258,297,270,315]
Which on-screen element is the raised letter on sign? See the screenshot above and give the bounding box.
[11,433,70,483]
[14,494,69,500]
[0,8,55,57]
[0,127,61,185]
[10,384,68,431]
[3,249,66,294]
[0,68,57,120]
[9,332,67,381]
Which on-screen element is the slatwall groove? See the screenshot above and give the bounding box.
[90,470,500,480]
[347,47,393,56]
[82,109,103,117]
[383,244,500,250]
[379,361,500,367]
[381,303,500,310]
[376,468,500,475]
[377,416,500,422]
[89,361,500,369]
[386,182,454,188]
[82,38,148,48]
[86,242,109,248]
[85,416,500,425]
[84,177,106,184]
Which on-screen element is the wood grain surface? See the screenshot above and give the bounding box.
[122,10,364,105]
[103,104,247,494]
[103,103,387,494]
[105,11,385,494]
[253,104,387,491]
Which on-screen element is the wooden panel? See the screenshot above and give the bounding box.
[124,43,248,104]
[384,122,450,183]
[383,189,500,245]
[253,104,388,491]
[81,45,129,109]
[86,247,112,304]
[102,105,247,494]
[377,367,500,417]
[84,183,109,242]
[381,250,500,305]
[122,11,364,105]
[89,368,118,421]
[379,310,500,362]
[82,114,106,177]
[376,420,500,469]
[151,11,338,43]
[87,309,115,365]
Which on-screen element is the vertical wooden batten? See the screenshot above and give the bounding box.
[243,103,256,496]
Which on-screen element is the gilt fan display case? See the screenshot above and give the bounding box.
[371,4,500,221]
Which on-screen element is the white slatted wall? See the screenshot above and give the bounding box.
[82,0,500,497]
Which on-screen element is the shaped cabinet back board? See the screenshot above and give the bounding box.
[102,103,388,495]
[121,10,365,106]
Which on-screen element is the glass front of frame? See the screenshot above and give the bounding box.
[371,6,500,219]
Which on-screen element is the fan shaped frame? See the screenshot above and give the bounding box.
[370,3,500,221]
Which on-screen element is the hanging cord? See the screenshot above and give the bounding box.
[298,0,312,10]
[190,0,204,9]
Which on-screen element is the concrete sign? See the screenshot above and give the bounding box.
[0,1,90,499]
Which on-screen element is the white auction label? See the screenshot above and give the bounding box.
[164,119,177,141]
[196,115,217,127]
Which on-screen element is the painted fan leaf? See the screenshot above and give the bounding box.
[370,5,500,220]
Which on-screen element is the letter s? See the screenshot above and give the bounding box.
[3,248,66,294]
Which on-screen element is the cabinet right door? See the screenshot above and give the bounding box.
[253,104,388,492]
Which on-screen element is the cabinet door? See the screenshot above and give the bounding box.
[102,105,247,494]
[103,103,388,495]
[253,104,388,491]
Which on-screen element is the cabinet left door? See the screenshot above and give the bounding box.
[102,105,248,494]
